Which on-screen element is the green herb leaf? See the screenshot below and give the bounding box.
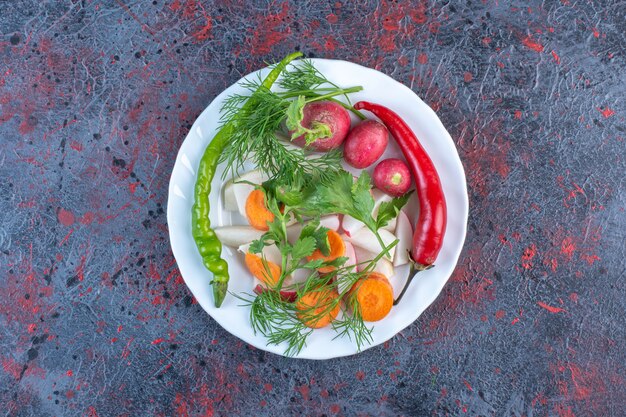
[311,226,330,256]
[376,191,413,229]
[291,236,317,261]
[285,95,332,145]
[307,170,354,215]
[300,259,325,270]
[324,256,349,268]
[298,219,331,256]
[351,171,376,228]
[249,237,266,254]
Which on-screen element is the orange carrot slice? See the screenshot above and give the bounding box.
[348,272,393,322]
[307,230,345,273]
[245,189,274,231]
[296,288,340,328]
[244,252,281,287]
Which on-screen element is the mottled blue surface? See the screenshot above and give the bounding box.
[1,1,625,416]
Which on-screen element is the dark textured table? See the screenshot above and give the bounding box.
[1,1,625,416]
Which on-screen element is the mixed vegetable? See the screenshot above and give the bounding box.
[192,53,447,355]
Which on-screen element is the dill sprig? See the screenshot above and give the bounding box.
[217,59,364,184]
[240,223,398,356]
[238,290,314,357]
[333,300,374,351]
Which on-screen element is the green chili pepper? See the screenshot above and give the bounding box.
[192,52,303,307]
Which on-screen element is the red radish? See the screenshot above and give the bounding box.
[253,284,297,302]
[290,101,351,151]
[373,158,411,197]
[343,120,389,168]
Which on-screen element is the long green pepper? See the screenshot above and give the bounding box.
[192,52,303,307]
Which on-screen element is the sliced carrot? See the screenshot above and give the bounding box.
[307,230,345,273]
[348,272,393,322]
[296,288,340,329]
[245,189,274,231]
[244,252,281,286]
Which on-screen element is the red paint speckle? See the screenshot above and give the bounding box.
[592,27,600,38]
[537,301,565,314]
[295,384,310,401]
[326,13,338,24]
[495,310,506,319]
[597,107,615,118]
[69,141,83,151]
[463,379,473,391]
[151,337,165,345]
[463,72,473,82]
[514,110,523,119]
[66,369,73,377]
[551,50,561,64]
[521,244,537,269]
[57,208,75,226]
[561,236,576,260]
[248,3,291,55]
[356,371,365,380]
[522,36,544,52]
[79,211,95,225]
[324,35,338,51]
[417,53,428,64]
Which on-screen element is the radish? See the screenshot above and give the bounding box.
[214,226,265,247]
[393,210,413,266]
[343,228,397,260]
[343,241,357,272]
[290,268,312,285]
[372,258,395,279]
[351,245,377,271]
[373,158,412,197]
[343,120,389,168]
[336,241,357,294]
[289,101,351,151]
[253,284,297,302]
[223,169,269,216]
[352,245,394,278]
[222,184,238,211]
[341,215,365,238]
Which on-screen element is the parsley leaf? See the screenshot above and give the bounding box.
[300,259,325,270]
[298,219,330,256]
[351,171,376,229]
[249,237,267,254]
[375,191,413,230]
[305,170,376,230]
[290,236,317,262]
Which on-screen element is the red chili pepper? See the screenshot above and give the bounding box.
[354,101,447,305]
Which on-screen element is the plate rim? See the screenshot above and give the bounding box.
[167,58,469,360]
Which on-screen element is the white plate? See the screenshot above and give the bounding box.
[167,59,468,359]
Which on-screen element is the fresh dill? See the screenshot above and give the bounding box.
[217,59,364,184]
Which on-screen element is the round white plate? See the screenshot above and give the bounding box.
[167,59,468,359]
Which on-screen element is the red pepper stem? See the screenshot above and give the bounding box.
[393,254,433,306]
